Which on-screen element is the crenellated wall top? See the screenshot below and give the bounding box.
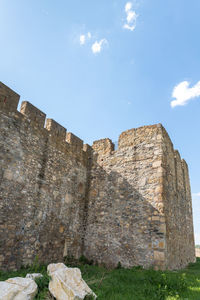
[0,82,89,157]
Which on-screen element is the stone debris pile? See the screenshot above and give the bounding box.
[0,263,96,300]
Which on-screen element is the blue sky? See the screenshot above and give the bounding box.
[0,0,200,243]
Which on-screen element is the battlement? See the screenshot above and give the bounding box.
[66,132,83,151]
[46,119,66,142]
[83,144,93,157]
[0,83,174,158]
[174,149,181,161]
[91,124,164,160]
[92,138,114,154]
[0,81,20,111]
[118,124,162,149]
[0,82,87,155]
[20,101,46,127]
[182,159,189,171]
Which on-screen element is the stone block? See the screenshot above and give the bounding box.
[154,251,165,261]
[48,263,96,300]
[20,101,46,127]
[0,82,20,112]
[46,118,66,141]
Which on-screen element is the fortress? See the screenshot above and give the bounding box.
[0,82,196,271]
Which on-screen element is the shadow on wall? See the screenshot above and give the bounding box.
[82,152,166,269]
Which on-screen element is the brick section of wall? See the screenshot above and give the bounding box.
[0,82,196,270]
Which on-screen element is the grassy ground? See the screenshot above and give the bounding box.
[0,257,200,299]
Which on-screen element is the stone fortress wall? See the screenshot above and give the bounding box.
[0,82,196,271]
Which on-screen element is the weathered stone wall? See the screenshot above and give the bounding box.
[0,82,195,270]
[161,127,196,269]
[84,125,196,269]
[84,125,167,269]
[0,83,89,270]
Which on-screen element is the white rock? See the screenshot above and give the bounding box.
[25,273,43,280]
[47,263,96,300]
[0,277,37,300]
[0,282,19,299]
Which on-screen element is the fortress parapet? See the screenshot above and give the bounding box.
[66,132,83,152]
[0,81,86,155]
[0,82,20,111]
[92,138,114,155]
[46,119,66,142]
[20,101,46,128]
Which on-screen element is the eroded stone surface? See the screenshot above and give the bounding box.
[84,125,196,269]
[48,263,96,300]
[25,273,43,280]
[0,277,37,300]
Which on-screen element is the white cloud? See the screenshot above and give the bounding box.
[171,80,200,108]
[91,39,107,54]
[123,2,138,32]
[80,32,92,45]
[80,35,86,45]
[193,193,200,197]
[124,23,136,31]
[125,2,132,13]
[80,32,108,54]
[127,10,136,23]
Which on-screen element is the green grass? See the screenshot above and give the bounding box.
[0,258,200,299]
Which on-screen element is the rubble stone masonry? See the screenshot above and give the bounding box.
[0,82,196,270]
